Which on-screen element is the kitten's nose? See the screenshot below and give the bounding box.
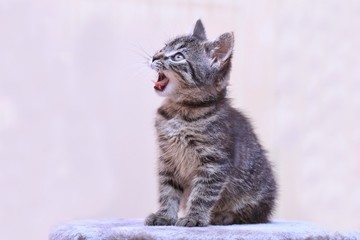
[152,53,164,62]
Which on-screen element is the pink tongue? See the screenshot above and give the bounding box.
[152,78,169,90]
[152,80,164,88]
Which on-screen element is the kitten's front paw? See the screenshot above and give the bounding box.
[175,216,208,227]
[145,213,177,226]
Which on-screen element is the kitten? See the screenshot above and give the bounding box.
[145,20,277,227]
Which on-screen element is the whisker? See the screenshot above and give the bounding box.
[129,42,153,61]
[130,49,151,62]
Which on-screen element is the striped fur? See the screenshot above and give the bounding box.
[145,20,277,227]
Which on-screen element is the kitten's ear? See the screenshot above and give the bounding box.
[191,19,207,41]
[206,32,234,68]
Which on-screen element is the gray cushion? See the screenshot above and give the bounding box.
[49,218,360,240]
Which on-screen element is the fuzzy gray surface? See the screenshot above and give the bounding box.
[49,218,360,240]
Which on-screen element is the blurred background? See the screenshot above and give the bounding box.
[1,0,360,239]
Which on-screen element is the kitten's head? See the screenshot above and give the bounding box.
[150,19,234,103]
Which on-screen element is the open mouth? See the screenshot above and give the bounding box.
[152,72,169,91]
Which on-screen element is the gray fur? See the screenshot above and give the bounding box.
[145,19,277,227]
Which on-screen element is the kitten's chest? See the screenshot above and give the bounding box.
[157,117,203,182]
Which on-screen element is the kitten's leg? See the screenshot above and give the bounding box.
[210,212,236,225]
[176,163,226,227]
[231,199,273,224]
[145,168,182,226]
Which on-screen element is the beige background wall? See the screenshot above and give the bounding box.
[1,0,360,239]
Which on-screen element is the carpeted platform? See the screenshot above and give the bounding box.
[49,218,360,240]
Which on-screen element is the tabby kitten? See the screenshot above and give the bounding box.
[145,20,277,227]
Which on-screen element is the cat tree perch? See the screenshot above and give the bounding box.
[49,218,360,240]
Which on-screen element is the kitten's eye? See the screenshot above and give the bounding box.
[171,53,185,61]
